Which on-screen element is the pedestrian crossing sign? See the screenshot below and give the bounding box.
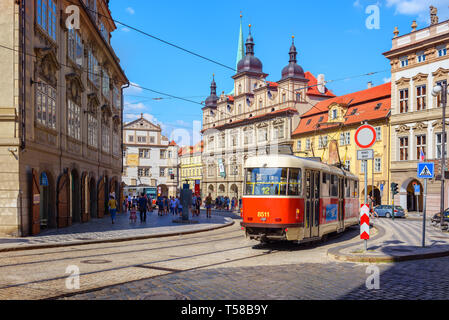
[417,163,434,179]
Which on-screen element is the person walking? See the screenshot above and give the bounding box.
[138,193,148,223]
[170,197,176,215]
[205,193,212,218]
[231,197,236,212]
[108,195,117,224]
[196,195,202,216]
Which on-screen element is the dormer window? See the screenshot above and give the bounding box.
[331,109,337,120]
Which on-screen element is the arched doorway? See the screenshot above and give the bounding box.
[57,171,70,228]
[208,184,215,198]
[406,180,423,212]
[81,172,90,222]
[368,186,381,207]
[70,169,81,224]
[230,184,239,199]
[97,177,106,218]
[218,184,226,195]
[30,170,55,235]
[89,177,97,219]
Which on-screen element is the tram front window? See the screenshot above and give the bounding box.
[245,168,288,196]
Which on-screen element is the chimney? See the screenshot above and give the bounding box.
[367,81,373,89]
[317,74,325,94]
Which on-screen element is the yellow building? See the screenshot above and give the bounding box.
[179,141,203,195]
[292,83,391,206]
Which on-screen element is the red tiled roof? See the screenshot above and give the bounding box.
[304,72,336,98]
[292,83,391,136]
[178,141,203,156]
[169,140,177,147]
[266,81,279,87]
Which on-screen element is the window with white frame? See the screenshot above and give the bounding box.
[437,45,447,57]
[88,114,98,147]
[399,89,409,113]
[417,51,426,63]
[297,140,301,151]
[113,132,120,156]
[416,85,426,111]
[306,138,311,150]
[375,127,381,141]
[399,136,409,161]
[244,129,253,145]
[137,136,146,143]
[258,127,268,142]
[68,28,83,66]
[67,100,81,140]
[416,134,426,160]
[344,160,350,171]
[374,158,381,173]
[319,135,328,148]
[345,132,351,145]
[36,0,57,41]
[36,79,56,130]
[102,125,110,153]
[331,109,337,120]
[160,167,165,177]
[436,133,447,158]
[273,123,285,140]
[340,133,345,146]
[102,69,110,99]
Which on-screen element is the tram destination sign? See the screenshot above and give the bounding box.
[357,149,374,160]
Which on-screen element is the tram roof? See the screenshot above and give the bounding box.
[244,154,358,179]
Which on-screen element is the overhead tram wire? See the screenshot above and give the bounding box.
[65,0,236,72]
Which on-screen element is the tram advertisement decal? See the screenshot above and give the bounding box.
[325,204,338,222]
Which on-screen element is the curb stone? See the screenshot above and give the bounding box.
[0,218,235,253]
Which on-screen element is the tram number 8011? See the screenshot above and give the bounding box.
[257,212,270,218]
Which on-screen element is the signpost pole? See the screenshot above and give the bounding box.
[422,179,427,248]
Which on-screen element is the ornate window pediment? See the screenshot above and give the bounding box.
[395,124,410,134]
[273,119,284,126]
[66,73,85,105]
[395,77,410,87]
[413,122,428,132]
[432,67,449,78]
[412,73,428,83]
[432,120,449,129]
[256,122,269,128]
[101,104,112,125]
[87,92,100,115]
[34,47,61,87]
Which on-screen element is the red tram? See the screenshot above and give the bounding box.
[241,154,359,243]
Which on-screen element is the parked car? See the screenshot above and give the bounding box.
[373,205,406,218]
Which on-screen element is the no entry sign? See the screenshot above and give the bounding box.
[355,125,376,149]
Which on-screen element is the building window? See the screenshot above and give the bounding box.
[88,114,98,147]
[128,135,134,143]
[230,163,239,176]
[150,137,155,144]
[160,149,167,159]
[36,79,56,130]
[319,135,328,149]
[113,132,120,156]
[436,133,447,158]
[399,89,409,113]
[273,124,285,140]
[296,93,302,102]
[306,139,311,150]
[375,127,381,141]
[208,164,215,177]
[437,45,447,57]
[102,69,110,99]
[400,56,408,67]
[138,168,151,177]
[344,160,350,171]
[282,93,286,103]
[416,85,426,111]
[244,129,253,145]
[297,140,301,151]
[67,100,81,140]
[417,51,426,63]
[137,136,146,143]
[231,133,238,147]
[416,135,426,160]
[399,137,409,161]
[113,87,121,110]
[331,109,337,120]
[99,19,109,43]
[220,134,226,148]
[258,127,268,142]
[68,28,83,66]
[36,0,57,41]
[345,132,351,145]
[88,49,100,87]
[160,168,165,177]
[102,125,110,153]
[340,133,345,146]
[139,149,150,158]
[373,158,381,173]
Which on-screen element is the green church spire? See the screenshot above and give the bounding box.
[230,13,244,95]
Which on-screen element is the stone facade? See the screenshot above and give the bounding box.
[0,0,128,236]
[383,15,449,214]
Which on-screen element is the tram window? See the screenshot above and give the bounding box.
[245,167,288,196]
[354,180,359,198]
[330,175,338,197]
[305,171,311,198]
[322,173,327,184]
[288,168,302,196]
[345,179,351,198]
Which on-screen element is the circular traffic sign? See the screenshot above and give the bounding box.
[355,125,376,149]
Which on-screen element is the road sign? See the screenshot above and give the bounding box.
[417,162,435,179]
[414,184,421,195]
[355,125,377,149]
[360,204,370,241]
[357,149,374,160]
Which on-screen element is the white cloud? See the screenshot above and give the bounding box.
[383,77,391,83]
[126,7,135,15]
[353,0,363,8]
[121,27,131,33]
[385,0,449,16]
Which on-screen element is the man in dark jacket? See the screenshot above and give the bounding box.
[138,193,148,223]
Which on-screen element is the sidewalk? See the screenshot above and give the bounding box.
[0,210,235,252]
[328,218,449,263]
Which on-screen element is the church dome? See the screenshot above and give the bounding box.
[281,37,306,80]
[205,75,219,108]
[237,26,263,74]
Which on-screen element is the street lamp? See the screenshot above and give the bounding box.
[432,83,447,230]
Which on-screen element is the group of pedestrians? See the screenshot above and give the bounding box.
[157,196,185,216]
[214,196,239,212]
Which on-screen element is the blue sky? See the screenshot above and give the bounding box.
[109,0,449,145]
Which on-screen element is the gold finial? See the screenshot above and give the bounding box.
[411,20,417,32]
[240,11,242,18]
[393,26,399,38]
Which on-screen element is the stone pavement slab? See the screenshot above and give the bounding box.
[0,210,235,252]
[329,218,449,262]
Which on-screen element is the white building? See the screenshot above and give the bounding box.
[122,115,179,197]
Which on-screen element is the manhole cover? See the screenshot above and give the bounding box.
[80,259,112,264]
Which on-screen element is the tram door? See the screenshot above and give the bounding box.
[338,177,345,231]
[305,170,320,238]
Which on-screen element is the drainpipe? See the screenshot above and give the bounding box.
[121,82,130,174]
[20,0,26,150]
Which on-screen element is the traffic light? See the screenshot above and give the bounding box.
[391,182,399,195]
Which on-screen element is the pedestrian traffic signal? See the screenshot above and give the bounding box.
[391,182,399,195]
